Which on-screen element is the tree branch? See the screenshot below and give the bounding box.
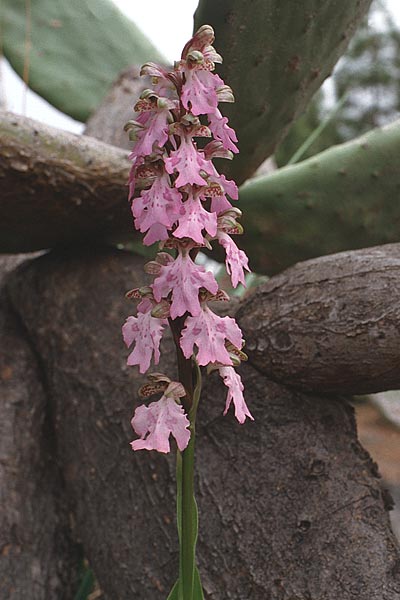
[0,110,134,252]
[237,242,400,395]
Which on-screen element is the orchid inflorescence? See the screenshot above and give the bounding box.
[123,24,253,455]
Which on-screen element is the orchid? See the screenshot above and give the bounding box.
[122,24,252,600]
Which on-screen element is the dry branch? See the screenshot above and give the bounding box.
[0,110,133,252]
[0,256,80,599]
[237,243,400,395]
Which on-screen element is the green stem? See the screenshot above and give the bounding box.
[180,361,202,600]
[170,315,202,600]
[181,423,196,599]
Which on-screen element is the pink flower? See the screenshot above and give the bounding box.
[181,69,224,116]
[131,110,170,159]
[207,164,239,201]
[180,304,243,365]
[173,192,217,244]
[210,194,233,215]
[219,367,254,424]
[152,251,218,319]
[218,232,250,288]
[132,174,183,245]
[122,299,167,373]
[200,183,233,215]
[208,109,238,154]
[131,395,190,453]
[164,133,214,188]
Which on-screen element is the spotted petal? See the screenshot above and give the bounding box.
[122,300,167,374]
[219,366,253,424]
[180,304,243,365]
[173,192,217,244]
[152,251,218,319]
[164,133,214,188]
[131,396,190,453]
[218,232,250,288]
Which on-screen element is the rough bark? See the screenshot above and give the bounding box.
[0,110,133,253]
[237,243,400,395]
[84,66,145,150]
[6,247,400,599]
[0,255,81,599]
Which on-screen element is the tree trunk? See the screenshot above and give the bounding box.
[6,247,400,599]
[0,255,81,599]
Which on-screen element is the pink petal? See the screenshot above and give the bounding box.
[173,193,217,244]
[208,109,239,154]
[132,174,183,244]
[164,133,214,188]
[218,232,250,288]
[152,251,218,319]
[130,109,170,161]
[219,367,253,424]
[210,194,233,215]
[208,163,239,200]
[181,70,224,116]
[122,308,167,374]
[143,223,169,245]
[131,396,190,453]
[180,305,243,365]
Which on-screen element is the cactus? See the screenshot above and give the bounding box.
[1,0,165,122]
[238,119,400,274]
[194,0,372,184]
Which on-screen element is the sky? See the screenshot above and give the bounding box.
[1,0,399,133]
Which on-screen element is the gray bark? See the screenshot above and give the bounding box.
[5,247,400,599]
[0,110,133,253]
[238,243,400,395]
[0,255,81,599]
[85,66,144,150]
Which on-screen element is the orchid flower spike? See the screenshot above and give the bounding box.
[123,24,252,453]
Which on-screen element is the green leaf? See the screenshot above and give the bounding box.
[166,580,180,600]
[74,568,95,600]
[237,119,400,275]
[194,0,372,184]
[167,568,203,600]
[193,567,205,600]
[1,0,165,121]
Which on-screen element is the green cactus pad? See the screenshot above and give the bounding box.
[194,0,372,184]
[238,119,400,274]
[1,0,165,122]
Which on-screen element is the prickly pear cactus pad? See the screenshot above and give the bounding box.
[194,0,372,184]
[1,0,165,122]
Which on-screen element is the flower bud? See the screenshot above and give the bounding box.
[144,261,162,275]
[217,85,235,103]
[124,119,144,132]
[138,381,168,398]
[138,285,153,297]
[151,300,171,319]
[147,372,171,383]
[156,252,174,266]
[203,140,233,161]
[125,288,142,300]
[187,50,204,66]
[165,381,186,399]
